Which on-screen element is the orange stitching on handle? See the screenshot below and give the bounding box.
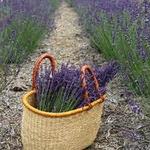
[32,53,56,90]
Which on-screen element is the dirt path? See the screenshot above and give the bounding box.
[0,42,45,149]
[0,1,149,150]
[42,2,105,66]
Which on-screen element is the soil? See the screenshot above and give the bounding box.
[0,1,150,150]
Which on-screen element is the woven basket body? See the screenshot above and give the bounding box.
[21,91,104,150]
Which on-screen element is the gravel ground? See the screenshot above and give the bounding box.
[0,1,150,150]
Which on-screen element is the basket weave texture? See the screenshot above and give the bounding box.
[21,91,104,150]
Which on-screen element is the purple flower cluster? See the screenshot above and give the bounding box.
[71,0,140,25]
[0,0,54,30]
[69,0,150,109]
[70,0,150,59]
[36,61,119,112]
[0,0,57,64]
[121,128,142,142]
[0,0,59,91]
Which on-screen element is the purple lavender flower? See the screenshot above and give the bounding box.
[127,99,142,114]
[70,0,150,59]
[0,0,55,30]
[0,0,59,91]
[121,128,142,142]
[68,0,150,111]
[36,62,118,112]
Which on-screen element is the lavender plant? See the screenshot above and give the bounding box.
[0,0,60,92]
[67,0,150,115]
[36,62,118,112]
[0,0,59,63]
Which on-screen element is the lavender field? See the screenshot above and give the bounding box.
[0,0,150,149]
[0,0,59,91]
[67,0,150,116]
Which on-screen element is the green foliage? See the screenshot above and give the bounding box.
[38,87,78,113]
[0,19,45,64]
[50,0,61,9]
[0,0,61,93]
[66,0,150,116]
[91,12,150,114]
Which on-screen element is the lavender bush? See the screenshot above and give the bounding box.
[0,0,60,92]
[67,0,150,116]
[0,0,59,63]
[36,62,118,112]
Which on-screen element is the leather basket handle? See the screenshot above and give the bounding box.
[81,65,105,107]
[32,53,56,90]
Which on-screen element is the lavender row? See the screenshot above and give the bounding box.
[0,0,60,92]
[67,0,150,115]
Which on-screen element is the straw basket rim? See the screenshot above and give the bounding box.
[22,90,106,118]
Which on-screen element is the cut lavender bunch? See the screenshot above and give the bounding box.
[36,62,118,112]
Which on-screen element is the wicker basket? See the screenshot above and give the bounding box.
[21,53,106,150]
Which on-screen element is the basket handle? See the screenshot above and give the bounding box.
[81,65,105,107]
[32,53,56,90]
